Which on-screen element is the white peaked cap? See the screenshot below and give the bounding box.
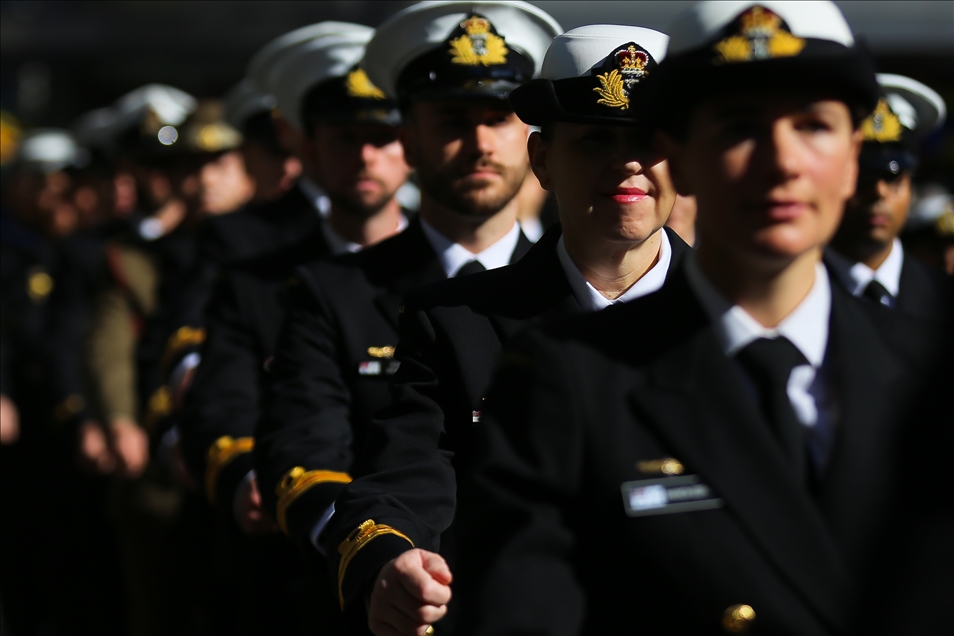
[18,129,86,171]
[364,1,563,100]
[540,25,669,79]
[267,28,374,131]
[878,73,947,137]
[247,22,371,96]
[223,79,276,130]
[667,1,853,55]
[112,84,197,132]
[73,107,117,149]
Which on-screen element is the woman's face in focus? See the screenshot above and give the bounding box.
[528,122,675,247]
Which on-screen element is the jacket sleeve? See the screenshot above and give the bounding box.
[178,270,260,516]
[454,330,586,636]
[323,295,457,613]
[254,266,356,548]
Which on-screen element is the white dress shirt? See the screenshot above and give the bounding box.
[685,255,835,430]
[419,217,522,277]
[556,229,672,313]
[298,177,331,218]
[846,238,903,298]
[321,214,409,256]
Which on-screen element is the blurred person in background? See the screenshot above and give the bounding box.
[1,129,127,636]
[178,23,411,634]
[666,193,697,246]
[828,74,952,321]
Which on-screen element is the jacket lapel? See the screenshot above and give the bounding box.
[625,273,854,632]
[371,221,444,330]
[813,287,911,573]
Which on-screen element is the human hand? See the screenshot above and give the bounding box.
[77,420,116,473]
[369,549,453,636]
[235,475,278,535]
[0,394,20,445]
[109,418,150,478]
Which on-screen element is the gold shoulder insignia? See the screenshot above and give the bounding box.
[862,99,903,143]
[714,5,805,63]
[449,15,508,66]
[346,68,386,100]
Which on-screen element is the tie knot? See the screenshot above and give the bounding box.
[862,279,893,307]
[736,337,807,386]
[455,259,487,278]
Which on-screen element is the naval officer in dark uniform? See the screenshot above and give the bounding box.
[325,23,693,636]
[176,24,411,635]
[180,21,409,531]
[252,0,560,625]
[827,73,952,321]
[456,2,943,634]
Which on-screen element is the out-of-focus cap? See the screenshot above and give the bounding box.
[859,74,947,173]
[266,26,390,130]
[177,101,243,155]
[223,79,275,131]
[651,2,878,125]
[16,129,88,173]
[510,25,668,126]
[247,22,371,97]
[364,1,562,103]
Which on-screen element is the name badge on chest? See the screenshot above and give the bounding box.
[620,475,723,518]
[357,360,401,376]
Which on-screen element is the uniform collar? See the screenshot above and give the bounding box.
[321,213,410,256]
[555,229,671,313]
[847,238,903,297]
[419,216,521,278]
[685,254,831,368]
[298,177,331,217]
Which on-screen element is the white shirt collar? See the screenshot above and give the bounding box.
[298,177,331,217]
[847,238,903,297]
[685,254,830,368]
[556,229,672,313]
[419,217,521,278]
[321,214,409,256]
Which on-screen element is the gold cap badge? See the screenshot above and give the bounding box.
[862,99,904,143]
[346,68,386,100]
[714,6,805,64]
[449,15,508,67]
[594,44,651,111]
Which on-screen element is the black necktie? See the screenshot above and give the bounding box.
[736,337,808,483]
[455,260,486,278]
[862,279,894,308]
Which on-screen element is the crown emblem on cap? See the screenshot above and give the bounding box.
[594,44,652,111]
[862,99,903,143]
[448,15,508,66]
[346,68,386,100]
[714,6,806,64]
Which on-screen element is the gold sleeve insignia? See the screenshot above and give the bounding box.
[337,519,414,608]
[275,467,352,535]
[205,436,255,504]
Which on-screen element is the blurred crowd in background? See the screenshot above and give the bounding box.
[0,2,951,636]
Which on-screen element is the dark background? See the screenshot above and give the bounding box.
[2,0,952,186]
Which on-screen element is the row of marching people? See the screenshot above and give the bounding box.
[2,0,953,635]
